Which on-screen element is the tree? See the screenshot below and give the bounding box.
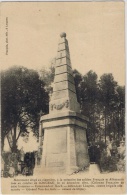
[73,69,83,103]
[114,86,125,139]
[39,60,55,94]
[98,73,118,143]
[1,66,49,152]
[80,71,99,142]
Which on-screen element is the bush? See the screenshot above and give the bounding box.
[99,154,117,172]
[117,159,125,172]
[95,141,106,151]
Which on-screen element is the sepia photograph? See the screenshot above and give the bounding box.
[1,1,126,194]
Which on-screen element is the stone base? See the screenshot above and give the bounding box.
[40,111,89,174]
[40,166,80,175]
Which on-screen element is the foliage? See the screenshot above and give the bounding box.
[39,65,55,94]
[1,66,49,152]
[117,158,125,172]
[95,141,107,151]
[39,66,125,145]
[100,155,117,172]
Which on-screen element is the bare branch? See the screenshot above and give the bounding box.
[16,130,21,142]
[6,135,12,150]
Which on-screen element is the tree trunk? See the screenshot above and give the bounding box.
[12,125,17,153]
[93,112,95,142]
[117,110,120,140]
[113,113,116,139]
[1,138,4,152]
[120,108,124,138]
[104,107,106,144]
[99,113,101,141]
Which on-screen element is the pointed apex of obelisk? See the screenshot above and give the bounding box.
[60,32,66,38]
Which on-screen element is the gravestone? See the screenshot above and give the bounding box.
[39,32,89,174]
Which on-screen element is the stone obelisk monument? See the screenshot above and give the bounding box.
[40,32,89,174]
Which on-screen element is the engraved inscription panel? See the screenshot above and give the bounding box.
[46,153,67,168]
[48,161,64,167]
[47,129,67,154]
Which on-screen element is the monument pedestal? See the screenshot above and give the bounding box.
[40,111,89,174]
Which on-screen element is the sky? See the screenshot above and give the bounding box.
[1,2,125,86]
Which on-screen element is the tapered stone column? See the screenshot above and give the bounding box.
[40,32,89,174]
